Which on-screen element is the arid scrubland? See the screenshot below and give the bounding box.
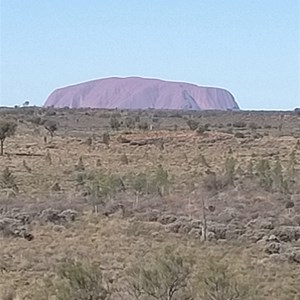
[0,107,300,299]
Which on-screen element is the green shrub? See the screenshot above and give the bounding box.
[126,247,192,300]
[194,259,258,300]
[55,259,110,300]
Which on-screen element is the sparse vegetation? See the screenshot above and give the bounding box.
[0,107,300,299]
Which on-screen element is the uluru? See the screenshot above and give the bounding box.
[44,77,239,110]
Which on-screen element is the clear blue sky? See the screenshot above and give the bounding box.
[1,0,299,109]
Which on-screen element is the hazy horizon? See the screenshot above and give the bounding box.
[1,1,299,110]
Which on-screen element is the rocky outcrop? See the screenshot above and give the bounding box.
[44,77,239,111]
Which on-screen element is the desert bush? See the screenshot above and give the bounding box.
[53,259,110,300]
[248,122,258,130]
[110,116,120,130]
[102,132,110,146]
[287,150,297,180]
[125,246,192,300]
[202,157,236,194]
[187,119,199,131]
[224,156,237,185]
[246,160,254,177]
[128,172,149,208]
[271,159,284,191]
[120,153,129,165]
[111,111,121,118]
[28,116,43,125]
[203,172,221,192]
[44,110,57,116]
[0,120,17,155]
[45,149,52,165]
[234,132,245,138]
[0,286,16,300]
[264,124,272,129]
[224,128,233,134]
[138,121,149,131]
[125,117,136,129]
[196,153,210,167]
[194,259,258,300]
[256,159,273,191]
[196,125,207,135]
[129,172,148,195]
[0,167,18,192]
[232,121,247,128]
[75,156,85,171]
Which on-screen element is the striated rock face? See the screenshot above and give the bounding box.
[44,77,239,110]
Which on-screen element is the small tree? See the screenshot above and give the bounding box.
[44,120,58,137]
[23,100,30,107]
[129,172,148,209]
[153,164,170,197]
[79,170,124,214]
[0,121,17,156]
